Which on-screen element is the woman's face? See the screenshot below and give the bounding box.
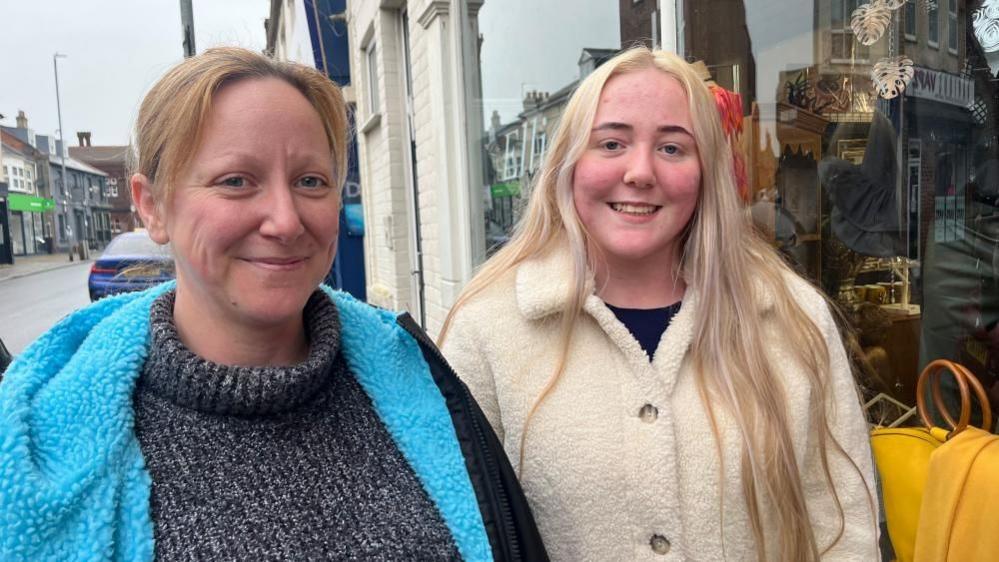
[572,68,701,272]
[145,77,339,333]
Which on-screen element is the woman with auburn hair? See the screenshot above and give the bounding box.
[440,47,877,561]
[0,47,545,561]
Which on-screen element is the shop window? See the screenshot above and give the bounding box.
[684,0,998,439]
[10,213,24,255]
[24,213,36,254]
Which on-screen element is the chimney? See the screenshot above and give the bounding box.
[490,110,501,132]
[16,110,27,129]
[77,131,92,147]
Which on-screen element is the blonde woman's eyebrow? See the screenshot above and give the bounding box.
[591,122,693,137]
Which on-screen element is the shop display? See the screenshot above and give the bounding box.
[820,113,906,258]
[870,359,994,562]
[872,56,915,99]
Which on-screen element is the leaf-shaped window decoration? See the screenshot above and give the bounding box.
[973,0,999,53]
[852,2,892,46]
[882,0,907,10]
[872,56,915,99]
[921,0,938,12]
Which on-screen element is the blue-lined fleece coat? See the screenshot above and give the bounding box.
[0,283,546,562]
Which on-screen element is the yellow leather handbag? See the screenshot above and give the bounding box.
[869,359,992,562]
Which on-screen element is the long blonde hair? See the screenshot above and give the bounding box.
[440,47,870,560]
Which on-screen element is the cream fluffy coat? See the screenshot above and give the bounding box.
[442,246,878,561]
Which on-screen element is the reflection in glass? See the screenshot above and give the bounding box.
[11,213,24,256]
[474,0,624,253]
[684,0,999,428]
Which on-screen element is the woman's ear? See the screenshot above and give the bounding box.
[130,173,169,244]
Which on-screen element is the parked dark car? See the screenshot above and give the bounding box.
[0,337,11,377]
[88,231,174,301]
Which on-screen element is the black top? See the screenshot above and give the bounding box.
[606,301,682,361]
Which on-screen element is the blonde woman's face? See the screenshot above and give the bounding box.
[150,77,339,336]
[572,68,701,271]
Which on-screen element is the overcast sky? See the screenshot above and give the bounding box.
[0,1,268,146]
[478,0,619,125]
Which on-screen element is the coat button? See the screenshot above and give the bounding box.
[650,534,671,555]
[639,403,659,423]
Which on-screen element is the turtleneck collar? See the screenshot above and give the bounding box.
[139,289,341,416]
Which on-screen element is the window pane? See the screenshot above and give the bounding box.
[683,0,997,427]
[949,15,958,50]
[23,213,35,254]
[831,0,844,26]
[366,44,379,114]
[929,7,939,43]
[468,0,622,257]
[11,213,24,255]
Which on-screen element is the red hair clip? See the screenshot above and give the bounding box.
[708,84,749,203]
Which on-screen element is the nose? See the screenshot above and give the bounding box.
[623,149,655,189]
[259,184,306,243]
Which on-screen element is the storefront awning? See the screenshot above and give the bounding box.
[491,180,521,198]
[7,193,56,213]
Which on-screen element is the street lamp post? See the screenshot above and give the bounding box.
[180,0,196,57]
[53,52,75,261]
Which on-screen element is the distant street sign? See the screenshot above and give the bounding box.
[7,193,55,213]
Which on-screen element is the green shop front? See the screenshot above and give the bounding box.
[4,193,55,257]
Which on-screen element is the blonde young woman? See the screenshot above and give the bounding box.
[440,47,878,561]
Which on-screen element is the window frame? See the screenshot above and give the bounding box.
[928,3,940,47]
[365,41,380,116]
[830,0,871,63]
[501,130,522,181]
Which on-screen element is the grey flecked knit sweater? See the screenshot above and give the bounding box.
[133,290,461,561]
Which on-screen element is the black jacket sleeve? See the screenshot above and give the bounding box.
[397,313,549,562]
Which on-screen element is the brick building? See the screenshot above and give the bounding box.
[69,133,138,236]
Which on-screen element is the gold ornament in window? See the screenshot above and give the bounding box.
[851,1,892,46]
[872,56,915,99]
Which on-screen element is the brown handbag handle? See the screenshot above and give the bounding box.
[917,359,993,437]
[931,363,968,429]
[952,362,993,433]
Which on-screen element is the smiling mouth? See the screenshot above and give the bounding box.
[609,202,662,215]
[242,257,309,270]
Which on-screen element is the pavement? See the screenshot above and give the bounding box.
[0,252,93,283]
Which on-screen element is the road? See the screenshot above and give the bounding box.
[0,263,92,355]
